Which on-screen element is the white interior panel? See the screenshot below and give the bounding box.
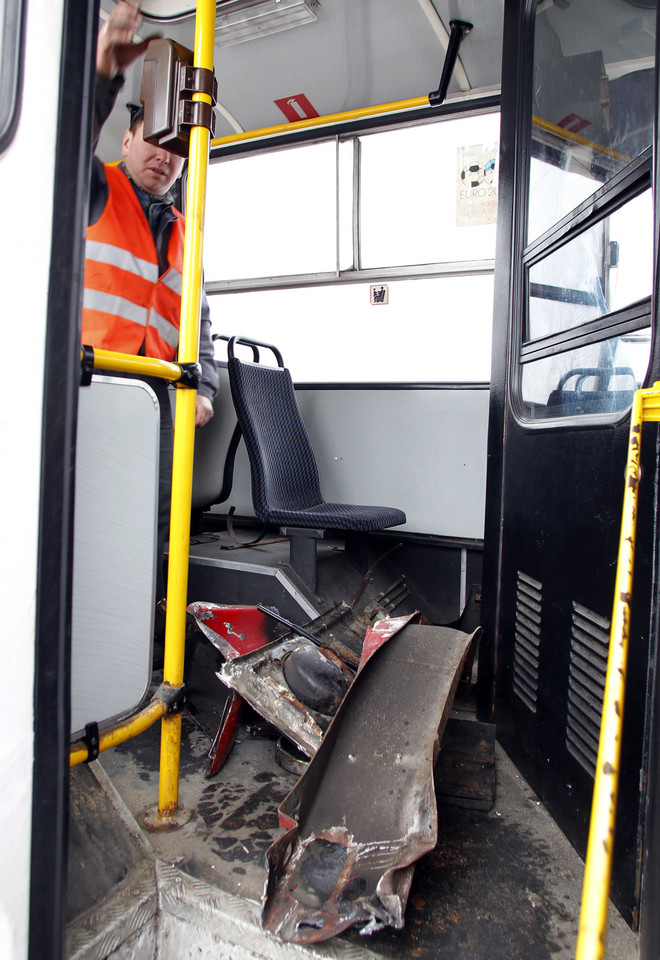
[71,377,160,737]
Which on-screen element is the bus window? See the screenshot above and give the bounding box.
[521,331,650,419]
[359,113,500,269]
[205,109,499,383]
[204,140,338,281]
[527,189,653,341]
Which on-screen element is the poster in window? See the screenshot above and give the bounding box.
[456,144,498,227]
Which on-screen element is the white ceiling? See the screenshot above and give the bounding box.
[97,0,505,160]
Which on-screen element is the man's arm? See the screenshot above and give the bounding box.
[90,2,154,222]
[96,1,151,82]
[195,291,218,427]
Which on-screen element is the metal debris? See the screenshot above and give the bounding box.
[188,601,362,768]
[187,603,282,775]
[261,617,476,943]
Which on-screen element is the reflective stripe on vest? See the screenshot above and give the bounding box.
[82,165,185,361]
[85,239,159,283]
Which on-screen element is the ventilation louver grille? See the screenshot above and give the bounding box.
[513,572,542,712]
[566,602,610,778]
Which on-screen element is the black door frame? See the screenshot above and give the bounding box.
[481,0,660,940]
[29,2,99,958]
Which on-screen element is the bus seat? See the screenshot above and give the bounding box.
[170,354,241,513]
[545,366,637,417]
[227,336,406,592]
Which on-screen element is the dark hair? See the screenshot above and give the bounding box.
[127,102,144,131]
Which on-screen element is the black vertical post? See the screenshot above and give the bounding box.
[29,1,98,958]
[479,0,535,722]
[639,5,660,957]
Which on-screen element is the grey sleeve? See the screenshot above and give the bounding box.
[197,289,219,402]
[93,73,124,153]
[89,74,124,225]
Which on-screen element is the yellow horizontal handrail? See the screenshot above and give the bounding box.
[70,690,177,767]
[211,94,434,150]
[576,382,660,959]
[81,346,183,382]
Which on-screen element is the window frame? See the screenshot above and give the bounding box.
[204,103,501,298]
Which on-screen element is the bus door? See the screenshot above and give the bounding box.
[482,0,658,925]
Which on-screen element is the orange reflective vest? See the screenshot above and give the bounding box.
[82,164,185,361]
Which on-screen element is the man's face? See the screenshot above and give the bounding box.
[121,121,185,196]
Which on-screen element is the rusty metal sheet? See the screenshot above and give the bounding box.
[261,622,475,943]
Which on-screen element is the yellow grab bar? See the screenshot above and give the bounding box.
[80,346,183,382]
[576,383,660,959]
[69,689,177,766]
[156,0,216,824]
[74,2,216,820]
[211,95,433,150]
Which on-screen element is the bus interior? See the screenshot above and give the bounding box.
[4,1,660,958]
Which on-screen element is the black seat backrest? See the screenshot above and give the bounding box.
[227,333,405,526]
[226,336,406,590]
[545,366,637,417]
[227,351,323,518]
[170,350,241,511]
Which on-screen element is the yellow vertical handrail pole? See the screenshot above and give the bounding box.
[157,0,216,820]
[576,384,660,959]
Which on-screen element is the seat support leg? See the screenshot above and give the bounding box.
[345,532,370,574]
[281,528,324,594]
[289,535,317,593]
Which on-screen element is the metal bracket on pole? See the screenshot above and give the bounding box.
[154,682,187,715]
[173,361,202,389]
[80,344,95,386]
[141,38,217,157]
[82,722,100,762]
[428,20,473,107]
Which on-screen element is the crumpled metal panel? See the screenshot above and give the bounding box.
[186,603,284,775]
[261,619,476,943]
[218,633,334,758]
[188,601,362,771]
[215,610,411,759]
[187,602,279,661]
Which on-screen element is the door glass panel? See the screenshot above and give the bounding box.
[520,330,651,419]
[527,189,653,341]
[529,0,655,242]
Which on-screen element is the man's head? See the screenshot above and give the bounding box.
[121,113,185,197]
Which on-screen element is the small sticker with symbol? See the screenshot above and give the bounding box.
[370,284,389,305]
